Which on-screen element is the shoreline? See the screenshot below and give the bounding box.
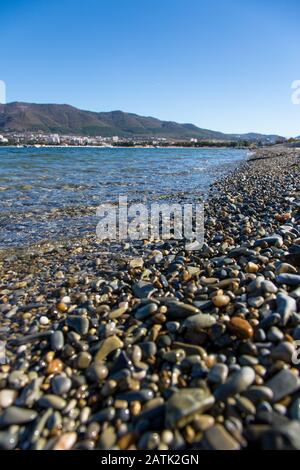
[1,146,300,450]
[0,146,249,252]
[1,145,252,150]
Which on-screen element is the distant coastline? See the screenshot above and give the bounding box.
[0,144,252,150]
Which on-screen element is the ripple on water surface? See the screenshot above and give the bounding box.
[0,147,248,247]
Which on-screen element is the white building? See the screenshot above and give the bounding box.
[50,134,61,144]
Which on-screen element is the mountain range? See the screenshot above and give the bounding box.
[0,102,284,143]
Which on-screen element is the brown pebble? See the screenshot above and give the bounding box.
[117,432,137,450]
[275,213,291,222]
[130,401,142,416]
[51,432,77,450]
[193,414,215,432]
[212,294,230,308]
[246,262,259,273]
[47,358,64,375]
[57,302,68,313]
[228,317,254,339]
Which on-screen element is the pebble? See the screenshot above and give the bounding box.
[0,406,37,427]
[138,432,160,450]
[289,398,300,420]
[165,388,215,428]
[277,273,300,286]
[266,369,300,402]
[193,414,215,432]
[271,342,295,363]
[95,335,124,361]
[235,396,256,415]
[246,262,259,273]
[129,257,144,268]
[50,330,64,351]
[183,313,216,332]
[47,358,64,375]
[260,420,300,450]
[135,303,158,320]
[207,364,229,384]
[261,280,278,294]
[118,432,137,450]
[166,301,199,318]
[66,315,89,335]
[39,315,49,325]
[0,432,17,450]
[247,296,264,308]
[116,389,154,404]
[50,432,77,450]
[254,235,283,247]
[0,389,17,408]
[267,326,284,342]
[51,375,72,395]
[57,302,68,313]
[132,281,157,298]
[212,295,230,308]
[38,395,67,410]
[109,303,128,319]
[203,424,240,450]
[214,367,255,401]
[75,351,92,369]
[276,292,296,325]
[98,426,116,450]
[276,262,297,274]
[228,317,254,339]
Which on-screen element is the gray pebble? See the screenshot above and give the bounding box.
[266,369,300,402]
[207,364,229,385]
[50,330,64,351]
[38,395,67,410]
[51,375,72,395]
[0,406,37,427]
[165,388,215,428]
[214,367,255,401]
[183,313,216,332]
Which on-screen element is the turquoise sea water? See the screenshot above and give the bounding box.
[0,147,248,248]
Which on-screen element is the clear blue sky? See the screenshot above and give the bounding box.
[1,0,300,136]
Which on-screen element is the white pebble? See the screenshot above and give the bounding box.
[0,389,17,408]
[17,345,27,354]
[39,316,49,325]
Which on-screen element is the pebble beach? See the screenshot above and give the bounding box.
[1,146,300,450]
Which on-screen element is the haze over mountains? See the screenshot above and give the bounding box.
[0,102,284,143]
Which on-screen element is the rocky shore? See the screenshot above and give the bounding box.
[1,146,300,450]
